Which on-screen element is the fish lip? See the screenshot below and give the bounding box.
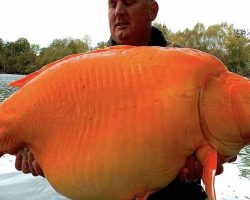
[218,153,236,163]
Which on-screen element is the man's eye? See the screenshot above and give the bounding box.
[124,0,135,6]
[108,1,117,8]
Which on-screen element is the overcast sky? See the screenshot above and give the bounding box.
[0,0,249,47]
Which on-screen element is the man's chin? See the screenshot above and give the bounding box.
[114,34,130,45]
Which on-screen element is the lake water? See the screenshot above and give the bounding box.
[0,74,250,200]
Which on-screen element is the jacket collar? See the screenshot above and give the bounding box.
[108,26,167,47]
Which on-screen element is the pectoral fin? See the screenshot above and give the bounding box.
[196,145,217,200]
[134,193,149,200]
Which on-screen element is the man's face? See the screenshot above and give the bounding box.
[108,0,156,45]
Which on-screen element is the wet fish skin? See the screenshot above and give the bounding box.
[0,46,249,200]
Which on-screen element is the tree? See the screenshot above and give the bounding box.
[153,22,172,40]
[0,23,249,76]
[15,38,31,54]
[31,44,40,55]
[0,38,39,74]
[95,41,108,49]
[68,39,89,54]
[225,27,250,75]
[0,38,3,52]
[0,38,4,72]
[154,22,250,77]
[202,23,229,63]
[36,37,90,68]
[36,46,72,68]
[16,51,37,74]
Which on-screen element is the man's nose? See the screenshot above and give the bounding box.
[115,1,126,16]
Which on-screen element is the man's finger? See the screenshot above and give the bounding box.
[27,151,38,176]
[32,161,45,177]
[15,150,23,171]
[21,149,30,174]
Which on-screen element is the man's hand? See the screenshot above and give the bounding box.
[15,148,44,177]
[178,154,237,182]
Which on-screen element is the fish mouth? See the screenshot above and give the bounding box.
[218,153,237,163]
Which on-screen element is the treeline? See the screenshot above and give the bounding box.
[0,22,249,77]
[154,22,250,77]
[0,36,91,74]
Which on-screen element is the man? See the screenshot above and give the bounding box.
[107,0,180,47]
[15,0,236,199]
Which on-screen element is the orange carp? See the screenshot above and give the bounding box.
[0,46,250,200]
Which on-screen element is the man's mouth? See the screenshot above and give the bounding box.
[115,22,129,28]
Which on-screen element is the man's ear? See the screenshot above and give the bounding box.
[149,1,159,21]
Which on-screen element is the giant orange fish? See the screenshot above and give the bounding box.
[0,46,250,200]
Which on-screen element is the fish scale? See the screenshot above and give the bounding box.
[1,45,250,200]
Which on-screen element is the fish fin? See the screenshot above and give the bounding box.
[8,46,130,88]
[9,70,42,88]
[139,196,148,200]
[135,193,149,200]
[196,145,217,200]
[8,54,80,88]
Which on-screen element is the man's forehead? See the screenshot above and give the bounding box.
[108,0,153,5]
[108,0,147,2]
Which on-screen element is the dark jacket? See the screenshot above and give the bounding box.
[108,26,183,48]
[108,26,207,200]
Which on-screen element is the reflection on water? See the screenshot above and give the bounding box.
[0,74,23,102]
